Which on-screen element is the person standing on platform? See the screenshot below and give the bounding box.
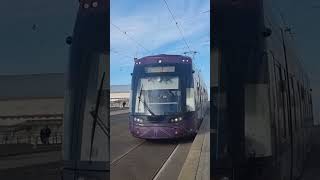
[44,125,51,144]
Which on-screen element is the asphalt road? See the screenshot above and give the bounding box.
[110,113,194,180]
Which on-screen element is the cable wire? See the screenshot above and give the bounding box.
[162,0,192,53]
[111,22,151,54]
[110,49,134,59]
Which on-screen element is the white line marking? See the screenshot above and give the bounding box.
[111,140,145,165]
[152,144,180,180]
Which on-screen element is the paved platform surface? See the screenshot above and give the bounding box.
[0,144,61,157]
[110,112,195,180]
[0,161,62,180]
[300,126,320,180]
[178,114,210,180]
[0,150,61,170]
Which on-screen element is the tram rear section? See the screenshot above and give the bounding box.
[212,1,314,180]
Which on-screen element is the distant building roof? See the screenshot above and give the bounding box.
[0,73,131,99]
[110,85,130,93]
[0,98,64,116]
[0,73,65,100]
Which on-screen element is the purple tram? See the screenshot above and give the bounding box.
[129,54,208,139]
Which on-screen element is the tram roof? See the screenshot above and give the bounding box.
[134,54,193,65]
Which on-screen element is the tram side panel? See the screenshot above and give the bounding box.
[63,0,109,179]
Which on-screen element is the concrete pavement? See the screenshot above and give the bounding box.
[178,114,210,180]
[110,112,194,180]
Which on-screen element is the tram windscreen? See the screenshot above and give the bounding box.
[134,76,181,115]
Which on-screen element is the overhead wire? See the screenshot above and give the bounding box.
[162,0,192,53]
[110,49,135,72]
[268,1,309,78]
[111,22,152,55]
[111,1,209,66]
[110,49,134,59]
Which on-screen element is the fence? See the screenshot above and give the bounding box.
[0,135,63,145]
[110,98,129,108]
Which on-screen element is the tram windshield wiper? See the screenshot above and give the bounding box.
[137,85,156,116]
[89,72,108,161]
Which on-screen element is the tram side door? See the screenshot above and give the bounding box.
[274,64,291,180]
[289,76,300,179]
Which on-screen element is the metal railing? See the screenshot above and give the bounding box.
[0,135,63,145]
[0,113,63,120]
[110,98,129,108]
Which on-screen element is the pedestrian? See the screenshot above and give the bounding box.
[122,101,126,108]
[44,125,51,144]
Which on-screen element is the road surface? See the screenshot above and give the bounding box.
[110,113,195,180]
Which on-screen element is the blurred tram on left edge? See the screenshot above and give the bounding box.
[129,54,208,139]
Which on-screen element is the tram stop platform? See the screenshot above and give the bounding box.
[301,126,320,180]
[178,114,210,180]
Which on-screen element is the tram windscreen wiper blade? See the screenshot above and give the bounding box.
[89,72,106,161]
[90,111,109,137]
[137,85,156,116]
[142,98,156,116]
[137,85,143,112]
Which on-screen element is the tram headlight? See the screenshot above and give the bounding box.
[134,117,143,123]
[219,177,230,180]
[171,117,183,123]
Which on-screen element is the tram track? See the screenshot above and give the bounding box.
[152,144,180,180]
[111,140,146,165]
[110,112,193,180]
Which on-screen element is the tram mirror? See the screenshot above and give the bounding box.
[262,27,272,37]
[65,36,72,45]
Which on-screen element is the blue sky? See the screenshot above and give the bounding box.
[110,0,210,87]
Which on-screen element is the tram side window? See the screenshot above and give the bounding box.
[295,82,301,130]
[298,84,303,128]
[290,77,297,131]
[278,66,287,138]
[291,77,299,130]
[275,65,284,139]
[300,86,304,127]
[308,93,310,118]
[309,93,312,119]
[273,63,280,137]
[302,86,306,123]
[306,91,309,120]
